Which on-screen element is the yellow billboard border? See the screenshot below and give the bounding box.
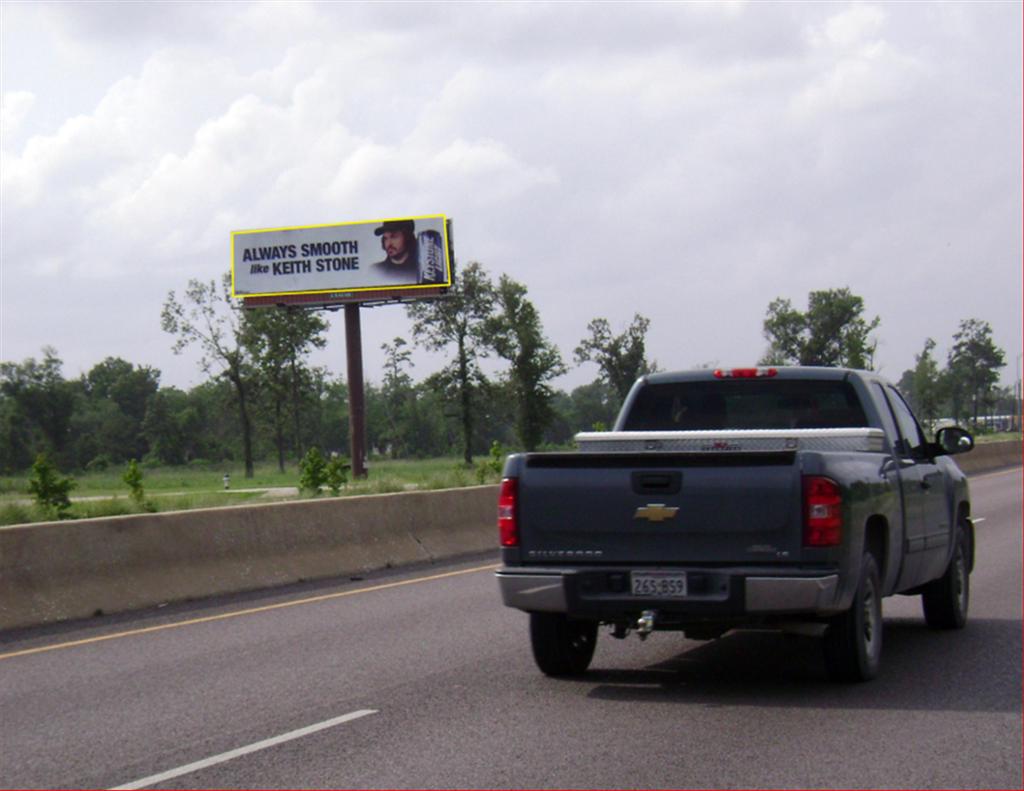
[230,213,451,299]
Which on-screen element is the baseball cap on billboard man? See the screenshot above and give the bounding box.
[371,219,419,281]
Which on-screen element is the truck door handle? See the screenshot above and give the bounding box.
[920,480,932,491]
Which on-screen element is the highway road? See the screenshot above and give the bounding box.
[1,467,1020,789]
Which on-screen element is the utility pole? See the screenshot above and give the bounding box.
[345,303,367,478]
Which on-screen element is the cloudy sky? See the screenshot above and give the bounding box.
[2,1,1021,396]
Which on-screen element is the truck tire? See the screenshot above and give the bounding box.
[921,523,969,629]
[823,553,882,682]
[529,613,598,677]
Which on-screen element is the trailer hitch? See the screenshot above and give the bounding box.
[636,610,656,640]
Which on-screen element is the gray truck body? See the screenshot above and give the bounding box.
[496,367,973,679]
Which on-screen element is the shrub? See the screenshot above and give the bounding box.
[299,447,327,495]
[325,455,351,495]
[476,440,506,484]
[86,454,113,472]
[448,465,470,488]
[28,454,76,518]
[123,459,145,504]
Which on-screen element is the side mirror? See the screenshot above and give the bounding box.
[936,426,974,455]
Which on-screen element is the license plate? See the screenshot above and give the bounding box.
[631,572,688,597]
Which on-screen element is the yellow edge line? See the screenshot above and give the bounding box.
[0,563,500,662]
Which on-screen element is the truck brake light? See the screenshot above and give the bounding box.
[713,367,778,379]
[803,476,842,547]
[498,477,519,547]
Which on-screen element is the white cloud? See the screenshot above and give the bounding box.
[1,1,1020,393]
[819,4,887,50]
[794,41,926,118]
[0,90,35,147]
[2,34,563,287]
[794,5,926,119]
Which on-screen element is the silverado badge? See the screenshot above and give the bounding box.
[634,504,679,523]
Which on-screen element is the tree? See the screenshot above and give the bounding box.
[0,348,77,466]
[359,353,446,463]
[947,318,1005,428]
[379,337,415,458]
[161,274,257,478]
[543,390,575,446]
[566,381,619,433]
[470,378,518,451]
[574,314,655,403]
[69,397,136,469]
[183,378,241,462]
[399,382,450,458]
[0,391,30,473]
[240,307,328,472]
[485,276,566,451]
[76,357,161,465]
[306,373,349,458]
[761,288,880,369]
[141,387,201,465]
[988,385,1019,425]
[363,382,389,457]
[406,261,496,465]
[83,357,160,424]
[900,338,944,429]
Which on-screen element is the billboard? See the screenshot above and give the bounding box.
[231,214,451,303]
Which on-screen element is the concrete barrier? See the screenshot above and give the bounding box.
[955,439,1021,475]
[1,441,1018,633]
[0,485,500,632]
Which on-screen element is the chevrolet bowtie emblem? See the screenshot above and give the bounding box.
[634,504,679,522]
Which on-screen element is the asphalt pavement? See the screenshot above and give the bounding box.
[1,467,1020,789]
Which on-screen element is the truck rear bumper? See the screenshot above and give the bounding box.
[497,567,840,619]
[497,572,571,612]
[744,575,839,612]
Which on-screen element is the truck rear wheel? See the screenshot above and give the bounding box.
[529,613,598,676]
[921,524,969,629]
[823,552,882,682]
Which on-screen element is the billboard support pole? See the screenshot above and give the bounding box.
[345,303,367,478]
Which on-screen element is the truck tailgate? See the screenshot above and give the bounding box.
[518,453,801,564]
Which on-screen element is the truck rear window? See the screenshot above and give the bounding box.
[621,380,868,431]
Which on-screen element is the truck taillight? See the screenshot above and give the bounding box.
[498,477,519,547]
[713,367,778,379]
[803,476,842,547]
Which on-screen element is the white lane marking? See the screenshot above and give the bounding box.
[110,709,377,790]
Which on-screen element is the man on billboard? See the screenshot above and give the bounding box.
[372,220,420,283]
[371,219,446,285]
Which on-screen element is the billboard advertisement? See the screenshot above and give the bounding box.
[231,214,451,301]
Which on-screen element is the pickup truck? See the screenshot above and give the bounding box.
[496,367,975,682]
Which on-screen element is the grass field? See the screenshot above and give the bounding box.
[970,431,1021,445]
[0,456,502,527]
[2,432,1017,527]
